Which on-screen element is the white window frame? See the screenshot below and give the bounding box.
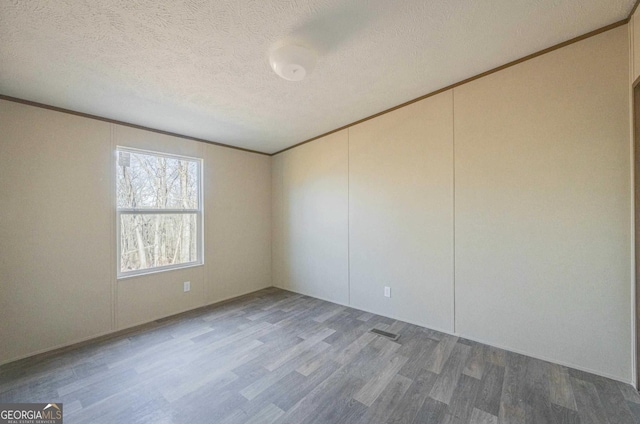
[116,146,204,279]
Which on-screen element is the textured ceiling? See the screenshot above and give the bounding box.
[0,0,634,154]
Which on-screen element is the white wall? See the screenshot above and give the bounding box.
[0,100,272,364]
[271,25,632,382]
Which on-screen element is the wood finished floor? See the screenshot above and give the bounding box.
[1,287,639,424]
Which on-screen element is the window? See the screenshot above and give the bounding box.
[116,147,203,278]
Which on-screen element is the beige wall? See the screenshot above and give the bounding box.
[454,26,630,381]
[205,145,272,305]
[272,131,349,304]
[272,26,632,382]
[0,104,113,364]
[632,10,640,82]
[271,153,284,293]
[631,7,639,388]
[349,91,454,332]
[0,100,272,364]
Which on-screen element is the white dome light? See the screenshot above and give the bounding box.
[269,44,317,81]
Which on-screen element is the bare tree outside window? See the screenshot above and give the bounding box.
[116,148,203,277]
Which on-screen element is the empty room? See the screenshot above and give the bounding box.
[2,1,640,423]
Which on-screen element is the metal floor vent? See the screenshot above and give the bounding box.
[369,328,400,341]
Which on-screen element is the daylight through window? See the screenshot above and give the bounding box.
[116,147,203,277]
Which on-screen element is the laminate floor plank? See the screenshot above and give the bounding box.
[355,374,413,424]
[353,353,409,406]
[240,341,330,400]
[278,337,398,423]
[549,404,581,424]
[498,351,529,424]
[627,401,640,424]
[429,343,471,405]
[271,361,342,411]
[469,407,498,424]
[446,374,481,423]
[474,362,505,417]
[0,288,635,424]
[588,374,635,424]
[246,403,285,424]
[462,342,486,380]
[425,335,459,374]
[263,328,335,372]
[357,312,374,322]
[571,377,610,424]
[387,368,439,424]
[398,331,439,379]
[413,397,448,424]
[549,363,577,411]
[522,357,554,424]
[620,381,640,404]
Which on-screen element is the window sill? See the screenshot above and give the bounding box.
[117,262,204,280]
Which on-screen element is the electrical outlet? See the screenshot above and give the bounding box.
[384,286,391,298]
[183,281,191,292]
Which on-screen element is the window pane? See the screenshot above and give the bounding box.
[117,150,199,209]
[120,213,198,273]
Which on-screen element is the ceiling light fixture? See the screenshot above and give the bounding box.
[269,44,317,82]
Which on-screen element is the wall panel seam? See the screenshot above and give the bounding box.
[110,123,118,331]
[347,128,351,306]
[629,18,637,388]
[452,89,456,334]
